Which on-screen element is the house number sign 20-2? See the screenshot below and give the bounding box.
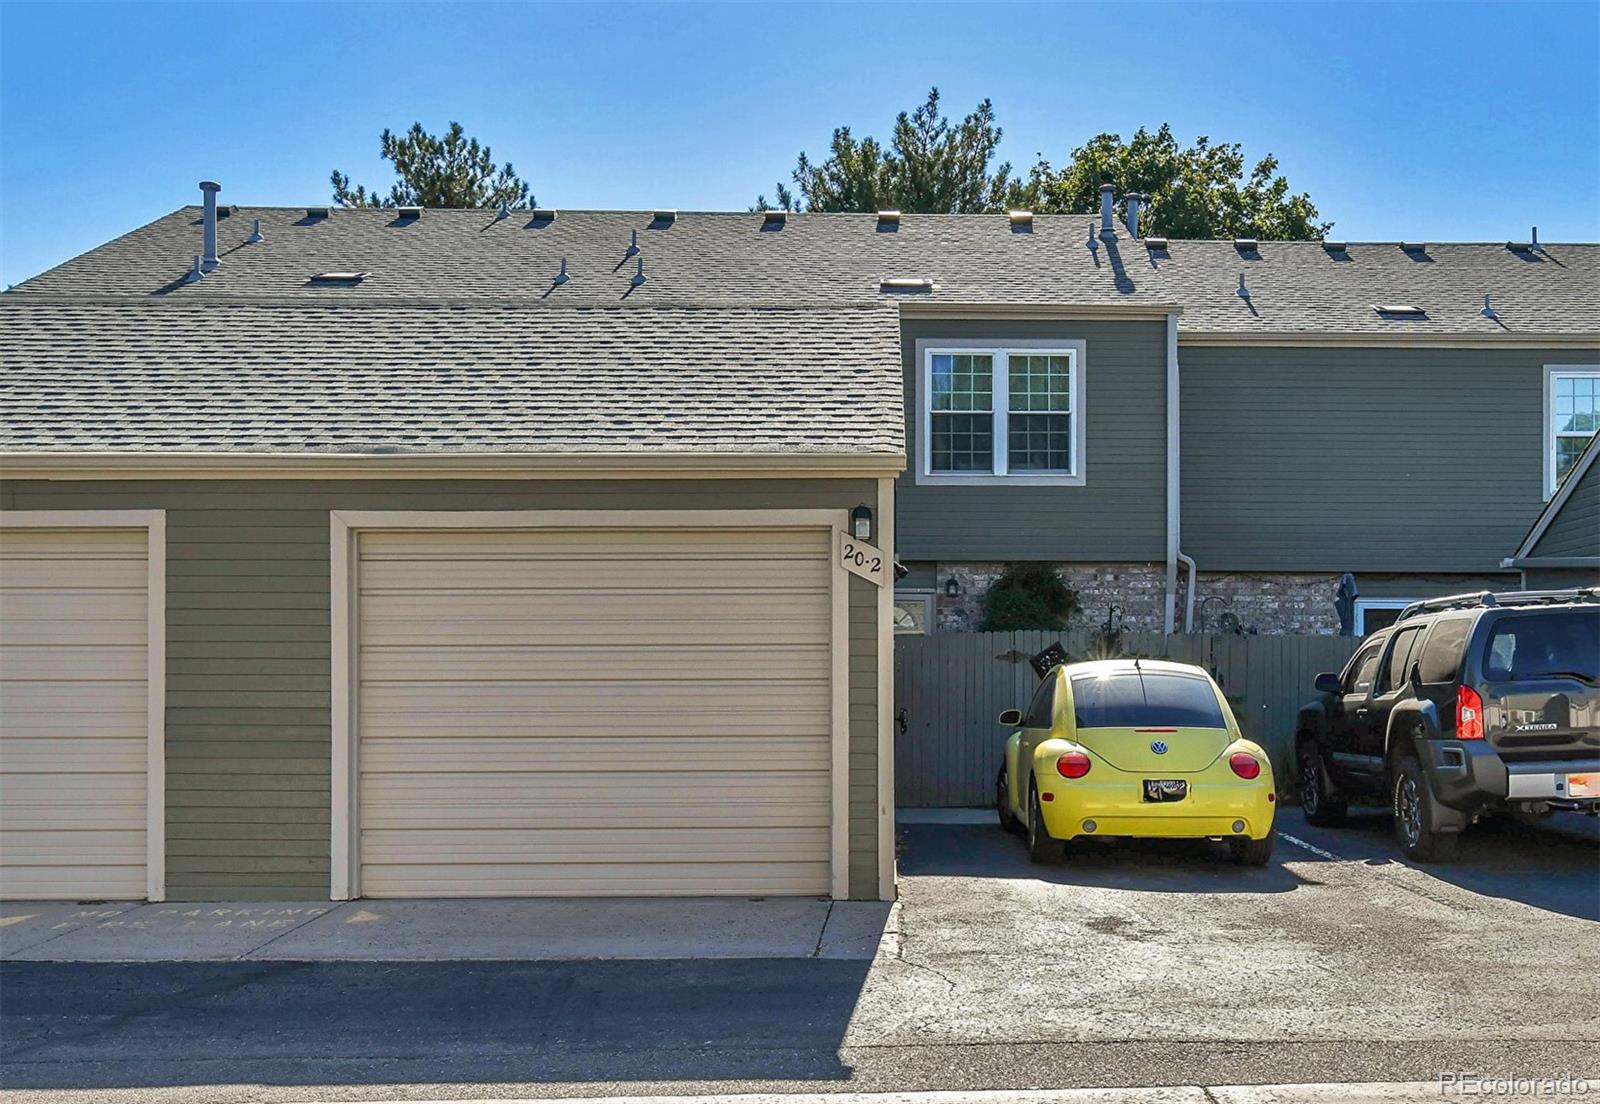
[838,530,887,587]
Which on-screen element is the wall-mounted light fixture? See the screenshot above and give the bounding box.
[945,576,962,598]
[851,504,873,542]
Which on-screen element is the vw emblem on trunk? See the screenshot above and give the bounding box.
[1151,740,1169,755]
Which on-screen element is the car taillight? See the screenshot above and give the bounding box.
[1228,753,1261,779]
[1056,751,1091,779]
[1457,685,1485,740]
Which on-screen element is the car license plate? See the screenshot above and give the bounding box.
[1143,779,1188,802]
[1568,773,1599,799]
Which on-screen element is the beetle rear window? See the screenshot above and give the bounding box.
[1070,671,1227,729]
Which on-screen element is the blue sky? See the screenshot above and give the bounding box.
[3,1,1597,286]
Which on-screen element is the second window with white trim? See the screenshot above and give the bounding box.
[923,346,1083,483]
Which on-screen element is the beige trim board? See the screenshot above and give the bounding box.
[0,451,907,482]
[328,508,856,902]
[875,477,897,901]
[1179,331,1600,349]
[0,509,167,902]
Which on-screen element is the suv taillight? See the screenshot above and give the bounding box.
[1456,685,1485,740]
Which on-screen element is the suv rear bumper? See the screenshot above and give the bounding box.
[1422,740,1600,815]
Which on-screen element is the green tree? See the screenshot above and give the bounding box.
[331,122,533,209]
[1007,124,1330,240]
[978,564,1081,632]
[755,88,1011,213]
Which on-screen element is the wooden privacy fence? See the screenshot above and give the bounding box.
[894,630,1361,808]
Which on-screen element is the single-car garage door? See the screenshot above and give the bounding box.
[352,523,837,897]
[0,522,158,900]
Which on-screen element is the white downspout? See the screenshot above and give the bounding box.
[1164,310,1181,633]
[1178,550,1198,633]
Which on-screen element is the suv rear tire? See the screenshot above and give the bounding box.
[1392,755,1459,862]
[1297,741,1347,826]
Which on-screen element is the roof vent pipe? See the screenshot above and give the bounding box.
[246,219,264,245]
[626,229,640,259]
[184,254,204,284]
[1099,183,1116,238]
[1236,272,1250,300]
[1125,193,1144,238]
[1531,226,1541,252]
[199,181,221,272]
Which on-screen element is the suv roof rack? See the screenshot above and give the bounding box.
[1396,587,1600,623]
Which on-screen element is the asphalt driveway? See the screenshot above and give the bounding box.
[2,807,1596,1102]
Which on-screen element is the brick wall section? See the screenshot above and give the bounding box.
[929,561,1346,634]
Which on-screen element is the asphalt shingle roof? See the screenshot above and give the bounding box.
[12,206,1598,336]
[0,300,904,457]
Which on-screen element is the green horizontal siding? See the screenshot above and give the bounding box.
[896,318,1169,561]
[2,477,883,901]
[1531,454,1599,559]
[1180,346,1600,572]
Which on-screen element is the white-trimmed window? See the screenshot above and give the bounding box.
[918,341,1086,486]
[1354,598,1414,636]
[1546,367,1600,497]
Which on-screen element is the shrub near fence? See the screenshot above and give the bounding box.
[893,629,1361,808]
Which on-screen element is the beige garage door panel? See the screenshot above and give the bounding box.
[0,528,150,900]
[356,525,836,898]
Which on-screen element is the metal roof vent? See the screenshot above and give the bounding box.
[497,200,511,220]
[652,209,677,225]
[1480,294,1497,321]
[1507,240,1535,254]
[879,277,934,293]
[246,219,264,244]
[554,257,569,286]
[877,209,901,226]
[625,229,640,258]
[1236,273,1250,300]
[1321,240,1347,253]
[305,207,332,220]
[1400,241,1427,254]
[183,254,203,284]
[1007,209,1033,227]
[530,208,557,222]
[309,271,369,283]
[762,210,786,229]
[1086,222,1099,254]
[1144,236,1169,250]
[1233,238,1259,253]
[396,206,422,220]
[1374,303,1426,317]
[630,257,646,287]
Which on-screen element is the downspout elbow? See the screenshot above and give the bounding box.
[1177,551,1197,634]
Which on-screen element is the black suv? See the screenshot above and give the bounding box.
[1295,588,1600,860]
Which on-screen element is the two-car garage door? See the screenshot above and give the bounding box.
[350,523,838,898]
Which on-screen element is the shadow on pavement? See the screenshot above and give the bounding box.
[898,820,1321,893]
[1311,807,1600,922]
[0,957,870,1090]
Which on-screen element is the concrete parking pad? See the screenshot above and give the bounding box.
[249,896,853,961]
[3,902,337,962]
[0,902,142,956]
[0,896,889,963]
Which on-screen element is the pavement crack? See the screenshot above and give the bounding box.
[235,905,344,960]
[811,900,834,958]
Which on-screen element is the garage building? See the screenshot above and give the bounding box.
[0,295,903,903]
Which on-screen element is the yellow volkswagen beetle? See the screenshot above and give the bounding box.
[996,658,1277,865]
